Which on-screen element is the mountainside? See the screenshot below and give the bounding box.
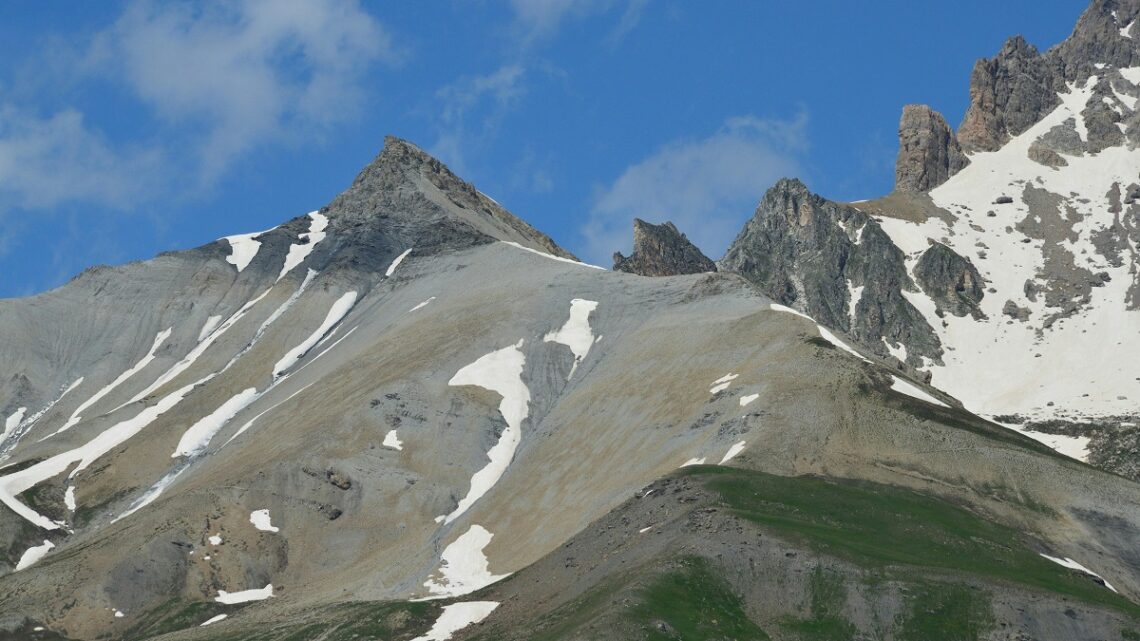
[718,0,1140,479]
[2,3,1140,640]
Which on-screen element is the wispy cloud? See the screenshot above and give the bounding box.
[430,64,529,175]
[509,0,648,45]
[580,113,809,265]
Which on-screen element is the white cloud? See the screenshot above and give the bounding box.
[0,104,162,210]
[581,114,808,265]
[88,0,398,183]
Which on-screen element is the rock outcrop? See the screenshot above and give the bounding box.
[913,242,986,319]
[895,105,969,192]
[612,219,716,276]
[718,179,942,366]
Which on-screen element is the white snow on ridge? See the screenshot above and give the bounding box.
[383,430,404,450]
[411,602,500,641]
[816,325,869,362]
[543,299,599,379]
[52,328,173,437]
[15,540,54,571]
[0,379,202,530]
[216,584,274,604]
[250,509,279,532]
[172,388,259,458]
[272,291,358,378]
[422,525,508,598]
[441,341,531,525]
[277,212,328,281]
[200,614,228,627]
[500,241,606,270]
[224,231,264,273]
[386,248,414,277]
[1040,554,1117,592]
[224,383,315,446]
[0,378,83,460]
[769,303,813,321]
[680,457,706,467]
[889,375,948,408]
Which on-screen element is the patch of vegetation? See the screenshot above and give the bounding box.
[633,556,770,641]
[122,599,221,640]
[1122,628,1140,641]
[693,466,1140,618]
[778,567,857,641]
[896,583,994,641]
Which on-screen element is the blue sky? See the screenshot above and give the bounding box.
[0,1,1082,297]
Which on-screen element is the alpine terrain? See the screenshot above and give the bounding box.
[1,2,1139,640]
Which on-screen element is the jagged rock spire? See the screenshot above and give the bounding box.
[895,105,969,192]
[612,219,716,276]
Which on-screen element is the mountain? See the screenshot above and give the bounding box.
[718,0,1140,482]
[1,3,1140,641]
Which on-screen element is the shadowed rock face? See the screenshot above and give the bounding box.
[895,105,969,192]
[612,219,716,276]
[913,242,986,319]
[718,178,942,367]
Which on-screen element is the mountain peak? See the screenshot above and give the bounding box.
[320,136,577,264]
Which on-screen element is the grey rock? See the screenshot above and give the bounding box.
[1028,142,1070,167]
[895,104,969,192]
[1003,299,1032,321]
[912,242,986,319]
[612,218,716,277]
[718,178,942,366]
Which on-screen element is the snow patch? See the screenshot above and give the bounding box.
[249,509,279,533]
[543,299,599,379]
[639,526,653,534]
[200,614,228,626]
[680,457,706,467]
[411,601,500,641]
[277,212,328,281]
[441,341,530,525]
[816,325,870,362]
[208,534,222,545]
[15,540,54,571]
[216,584,274,604]
[1040,554,1117,592]
[2,407,26,442]
[847,282,864,326]
[422,525,508,598]
[63,486,76,512]
[889,375,949,408]
[272,291,358,378]
[223,230,266,272]
[383,430,404,451]
[386,248,414,277]
[1122,20,1135,39]
[739,393,759,407]
[52,328,173,437]
[769,303,813,321]
[719,441,747,464]
[500,241,606,270]
[709,373,738,394]
[197,316,223,342]
[410,297,436,312]
[172,388,259,457]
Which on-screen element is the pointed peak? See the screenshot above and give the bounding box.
[613,218,716,277]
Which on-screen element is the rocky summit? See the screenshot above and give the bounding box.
[2,2,1140,641]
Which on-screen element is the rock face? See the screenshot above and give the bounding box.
[718,178,942,366]
[895,105,969,192]
[957,0,1140,152]
[913,242,986,319]
[612,219,716,276]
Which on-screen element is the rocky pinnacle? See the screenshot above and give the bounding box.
[612,219,717,276]
[895,105,970,192]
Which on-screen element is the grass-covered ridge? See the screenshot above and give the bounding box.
[693,466,1139,617]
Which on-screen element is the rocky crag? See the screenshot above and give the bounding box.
[612,218,716,276]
